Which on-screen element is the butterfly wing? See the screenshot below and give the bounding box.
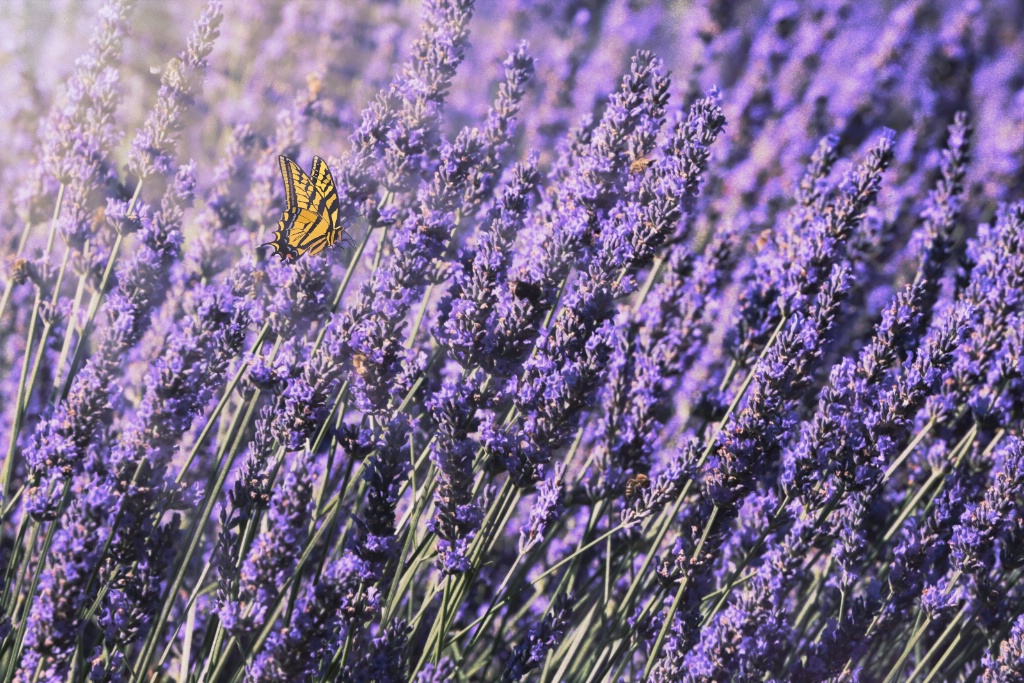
[265,155,321,261]
[299,155,341,256]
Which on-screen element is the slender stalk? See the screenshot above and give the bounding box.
[0,185,65,324]
[59,178,144,400]
[642,504,720,678]
[0,288,41,511]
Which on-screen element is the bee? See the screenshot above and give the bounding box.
[306,72,323,99]
[754,228,773,253]
[510,279,543,305]
[10,258,29,285]
[624,473,650,499]
[630,156,655,174]
[351,352,370,378]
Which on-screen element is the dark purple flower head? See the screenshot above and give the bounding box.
[950,437,1024,578]
[428,376,484,574]
[16,479,116,683]
[220,446,318,636]
[354,416,412,583]
[728,132,894,364]
[519,462,566,554]
[501,593,574,682]
[982,614,1024,683]
[707,264,851,509]
[247,554,370,683]
[435,159,540,369]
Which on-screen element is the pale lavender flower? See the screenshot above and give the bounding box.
[209,123,260,232]
[25,163,195,519]
[127,2,223,180]
[21,0,136,240]
[255,92,318,212]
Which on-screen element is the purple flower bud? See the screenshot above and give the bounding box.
[219,446,317,636]
[519,462,566,554]
[247,555,370,683]
[501,593,573,682]
[982,614,1024,683]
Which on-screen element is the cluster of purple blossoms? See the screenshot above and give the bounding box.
[3,1,1024,681]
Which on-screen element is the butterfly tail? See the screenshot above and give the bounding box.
[263,218,301,262]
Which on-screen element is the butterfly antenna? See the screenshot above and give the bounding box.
[340,228,357,250]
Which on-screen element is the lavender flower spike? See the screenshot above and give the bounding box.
[127,1,223,180]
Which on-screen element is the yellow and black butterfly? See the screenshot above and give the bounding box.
[264,155,346,262]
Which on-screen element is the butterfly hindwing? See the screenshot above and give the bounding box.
[264,155,344,261]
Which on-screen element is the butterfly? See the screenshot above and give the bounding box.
[264,155,346,261]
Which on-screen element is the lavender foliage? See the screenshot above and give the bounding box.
[2,2,1024,681]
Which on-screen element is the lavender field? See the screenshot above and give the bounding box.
[2,0,1024,680]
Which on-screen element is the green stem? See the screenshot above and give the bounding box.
[0,287,41,512]
[2,494,63,683]
[60,178,142,401]
[0,185,65,324]
[643,504,720,678]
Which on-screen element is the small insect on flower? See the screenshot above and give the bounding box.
[305,72,322,99]
[510,279,544,305]
[351,351,370,378]
[9,258,30,285]
[630,156,656,174]
[624,473,650,500]
[264,155,349,262]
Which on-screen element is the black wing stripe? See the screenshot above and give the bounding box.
[310,156,340,230]
[279,156,299,210]
[295,219,327,248]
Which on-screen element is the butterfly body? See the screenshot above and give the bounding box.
[264,155,346,261]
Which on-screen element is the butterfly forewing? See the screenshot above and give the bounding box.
[280,155,318,211]
[310,156,340,233]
